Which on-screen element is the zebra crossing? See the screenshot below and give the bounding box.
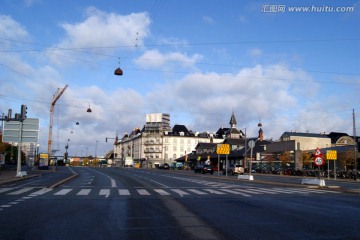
[0,186,339,198]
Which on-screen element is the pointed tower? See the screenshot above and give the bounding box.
[226,111,242,139]
[229,111,237,129]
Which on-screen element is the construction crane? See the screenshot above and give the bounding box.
[48,85,68,161]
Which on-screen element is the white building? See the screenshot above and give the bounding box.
[114,113,224,168]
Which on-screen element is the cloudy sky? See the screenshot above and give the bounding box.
[1,0,359,157]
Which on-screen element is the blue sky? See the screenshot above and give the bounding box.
[1,0,359,156]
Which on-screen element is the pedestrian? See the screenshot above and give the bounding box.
[352,168,357,181]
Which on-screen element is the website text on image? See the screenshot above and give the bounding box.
[262,4,355,13]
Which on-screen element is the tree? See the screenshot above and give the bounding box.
[302,151,312,169]
[279,151,291,167]
[339,150,355,170]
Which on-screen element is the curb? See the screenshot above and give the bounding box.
[48,173,79,189]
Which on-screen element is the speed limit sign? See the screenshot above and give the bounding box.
[314,157,324,166]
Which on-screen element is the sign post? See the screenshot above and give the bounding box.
[2,118,40,176]
[314,148,324,180]
[326,150,337,180]
[216,144,230,176]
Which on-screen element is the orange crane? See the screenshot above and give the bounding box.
[48,85,68,160]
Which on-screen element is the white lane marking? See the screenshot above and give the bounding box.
[54,189,72,195]
[99,189,110,198]
[119,189,130,195]
[7,187,34,195]
[186,189,208,195]
[77,189,91,195]
[154,189,171,196]
[147,179,169,188]
[137,189,151,195]
[0,205,11,208]
[111,179,117,188]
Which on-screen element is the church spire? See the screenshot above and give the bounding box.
[229,111,237,128]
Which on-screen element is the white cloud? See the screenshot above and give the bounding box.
[248,48,262,57]
[202,16,215,24]
[134,49,203,69]
[0,15,28,43]
[142,64,332,139]
[46,7,151,65]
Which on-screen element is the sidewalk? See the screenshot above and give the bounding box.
[0,165,50,185]
[0,165,78,187]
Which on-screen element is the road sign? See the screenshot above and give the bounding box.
[216,144,230,155]
[314,157,324,166]
[248,140,255,148]
[314,148,322,157]
[326,150,337,160]
[2,118,39,143]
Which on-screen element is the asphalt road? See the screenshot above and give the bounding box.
[0,167,359,240]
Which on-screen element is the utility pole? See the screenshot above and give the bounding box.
[353,109,357,170]
[48,85,68,163]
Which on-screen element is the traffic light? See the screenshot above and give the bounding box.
[20,104,27,121]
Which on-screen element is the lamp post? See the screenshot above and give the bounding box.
[65,139,70,165]
[95,140,98,160]
[247,122,263,181]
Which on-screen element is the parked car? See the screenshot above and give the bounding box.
[223,164,244,175]
[158,163,170,169]
[194,164,214,174]
[194,164,204,173]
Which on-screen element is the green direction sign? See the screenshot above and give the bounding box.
[2,118,39,143]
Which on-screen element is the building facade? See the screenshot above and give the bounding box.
[114,113,224,168]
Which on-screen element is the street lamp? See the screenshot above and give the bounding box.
[65,139,70,165]
[95,140,98,159]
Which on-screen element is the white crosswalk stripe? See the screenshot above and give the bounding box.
[247,188,279,194]
[77,189,92,195]
[186,189,208,195]
[137,189,150,195]
[29,188,53,196]
[7,187,34,195]
[233,188,263,195]
[1,186,339,198]
[54,189,72,195]
[203,189,227,195]
[170,189,189,196]
[0,188,13,194]
[219,188,251,197]
[99,189,111,197]
[154,189,171,196]
[119,189,130,195]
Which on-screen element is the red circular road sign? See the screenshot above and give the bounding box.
[314,157,324,166]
